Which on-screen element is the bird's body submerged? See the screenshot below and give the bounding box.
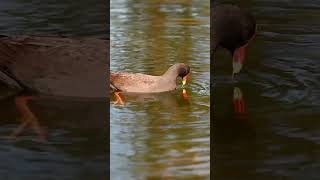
[0,35,109,98]
[110,63,190,93]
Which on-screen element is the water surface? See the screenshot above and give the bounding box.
[213,1,320,179]
[110,0,210,179]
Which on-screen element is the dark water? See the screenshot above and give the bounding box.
[0,0,108,38]
[213,0,320,179]
[110,0,210,179]
[0,0,108,179]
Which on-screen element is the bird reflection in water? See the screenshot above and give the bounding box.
[182,89,188,100]
[111,88,190,106]
[9,96,47,141]
[233,87,247,120]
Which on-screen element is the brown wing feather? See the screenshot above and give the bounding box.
[0,35,109,97]
[110,72,156,91]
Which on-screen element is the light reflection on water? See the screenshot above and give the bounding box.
[111,0,209,179]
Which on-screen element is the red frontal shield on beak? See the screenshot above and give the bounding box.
[232,45,247,76]
[182,73,189,86]
[232,28,256,77]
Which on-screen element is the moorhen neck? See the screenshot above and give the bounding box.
[212,4,256,76]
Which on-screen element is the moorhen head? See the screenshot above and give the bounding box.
[212,4,256,76]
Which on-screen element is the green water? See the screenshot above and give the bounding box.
[110,0,210,179]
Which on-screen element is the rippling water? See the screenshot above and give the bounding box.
[110,0,210,179]
[0,0,108,179]
[0,0,108,38]
[213,0,320,179]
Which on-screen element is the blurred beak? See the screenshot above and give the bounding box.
[232,45,247,77]
[182,73,189,86]
[232,24,256,77]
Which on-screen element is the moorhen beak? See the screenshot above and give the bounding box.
[182,73,190,86]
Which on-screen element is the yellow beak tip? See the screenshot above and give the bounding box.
[182,76,188,86]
